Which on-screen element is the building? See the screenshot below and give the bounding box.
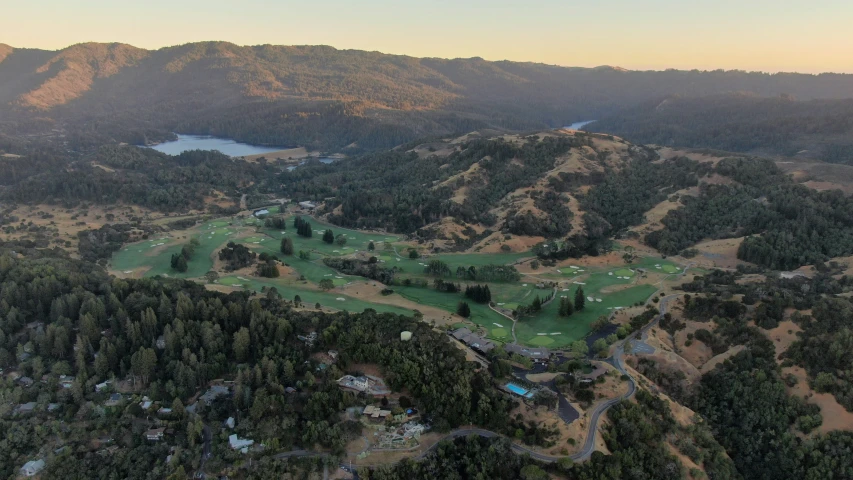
[225,417,235,429]
[20,459,45,477]
[505,344,551,362]
[400,331,412,341]
[253,209,270,217]
[105,393,122,407]
[95,381,111,392]
[14,402,36,415]
[17,376,34,387]
[298,201,317,210]
[158,407,173,415]
[229,434,254,453]
[338,375,370,393]
[450,327,495,354]
[200,385,229,405]
[145,428,165,441]
[327,350,339,360]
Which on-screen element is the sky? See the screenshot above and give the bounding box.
[3,0,853,73]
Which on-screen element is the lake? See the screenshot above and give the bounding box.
[148,134,286,157]
[565,120,595,130]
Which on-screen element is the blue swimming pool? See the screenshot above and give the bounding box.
[506,383,534,398]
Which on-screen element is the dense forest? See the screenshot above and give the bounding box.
[588,93,853,164]
[1,145,276,212]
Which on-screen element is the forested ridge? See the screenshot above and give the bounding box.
[5,42,853,152]
[589,93,853,164]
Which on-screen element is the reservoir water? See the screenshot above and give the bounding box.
[565,120,595,130]
[148,134,286,157]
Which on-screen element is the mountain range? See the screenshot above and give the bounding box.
[3,41,853,151]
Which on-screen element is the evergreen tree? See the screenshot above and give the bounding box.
[575,286,586,311]
[368,241,375,251]
[322,229,334,244]
[456,301,471,318]
[280,237,294,255]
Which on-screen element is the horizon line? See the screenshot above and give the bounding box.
[2,40,851,76]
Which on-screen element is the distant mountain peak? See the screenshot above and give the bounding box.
[0,44,13,64]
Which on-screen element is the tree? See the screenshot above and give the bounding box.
[233,327,250,362]
[170,253,188,272]
[531,295,542,312]
[592,338,609,357]
[591,315,610,332]
[294,295,302,307]
[559,296,574,316]
[204,270,219,283]
[409,249,420,259]
[319,279,335,291]
[457,301,471,318]
[335,234,347,246]
[368,241,375,251]
[574,286,586,311]
[323,229,334,244]
[570,340,589,356]
[281,237,294,255]
[299,250,310,260]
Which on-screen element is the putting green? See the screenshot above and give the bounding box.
[613,268,634,277]
[208,220,229,228]
[491,328,509,338]
[218,276,245,286]
[662,265,680,274]
[528,336,555,346]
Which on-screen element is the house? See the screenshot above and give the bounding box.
[298,201,317,210]
[200,385,229,405]
[95,381,111,392]
[15,402,36,415]
[451,327,472,340]
[285,387,296,394]
[139,397,153,410]
[225,417,235,429]
[158,407,173,415]
[253,209,270,217]
[18,376,34,387]
[145,427,165,441]
[155,335,166,350]
[47,403,60,412]
[229,434,254,453]
[58,375,74,389]
[362,405,377,416]
[20,459,45,477]
[105,393,122,407]
[505,344,551,362]
[327,350,339,360]
[337,375,370,393]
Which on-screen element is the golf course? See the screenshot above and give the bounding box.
[110,212,686,349]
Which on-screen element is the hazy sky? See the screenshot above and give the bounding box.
[4,0,852,73]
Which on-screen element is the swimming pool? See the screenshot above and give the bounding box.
[506,383,534,398]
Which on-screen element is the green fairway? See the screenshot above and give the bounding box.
[613,268,635,277]
[216,276,411,315]
[515,283,657,347]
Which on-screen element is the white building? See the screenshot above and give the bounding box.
[298,201,317,210]
[20,459,45,477]
[229,434,254,453]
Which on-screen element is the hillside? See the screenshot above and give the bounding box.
[4,42,853,151]
[588,93,853,165]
